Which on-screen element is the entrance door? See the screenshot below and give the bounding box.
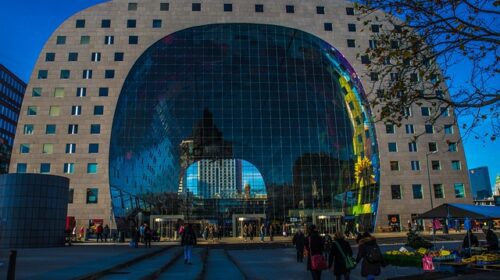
[316,216,343,235]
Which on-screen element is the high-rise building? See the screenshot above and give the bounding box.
[0,64,26,174]
[469,167,492,199]
[10,0,472,232]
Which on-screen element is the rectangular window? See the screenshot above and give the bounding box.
[448,142,457,152]
[192,3,201,11]
[425,124,434,134]
[391,185,402,199]
[454,183,465,198]
[114,52,124,61]
[27,106,38,116]
[347,39,355,48]
[440,107,449,117]
[371,24,380,32]
[385,124,395,134]
[316,6,325,14]
[64,163,75,174]
[104,70,115,79]
[408,142,418,152]
[91,52,101,62]
[101,19,111,28]
[76,19,85,28]
[431,160,441,170]
[45,53,55,61]
[40,163,51,173]
[412,184,423,199]
[388,142,397,152]
[99,87,109,96]
[76,87,86,97]
[361,55,370,64]
[428,142,437,152]
[80,36,90,44]
[346,7,354,15]
[224,3,232,12]
[86,188,98,203]
[42,143,53,154]
[38,70,48,79]
[152,19,162,28]
[405,124,414,134]
[90,124,101,134]
[403,107,412,117]
[54,87,65,98]
[286,5,294,13]
[87,163,98,174]
[391,40,399,49]
[60,69,70,79]
[160,3,169,11]
[451,160,461,170]
[66,143,76,154]
[129,36,138,44]
[436,90,444,98]
[348,23,356,32]
[324,23,333,31]
[32,87,42,97]
[68,52,78,61]
[83,69,93,79]
[68,124,78,134]
[128,2,137,11]
[49,106,60,116]
[369,40,377,49]
[46,124,56,134]
[410,73,420,82]
[434,184,444,199]
[88,143,99,153]
[105,35,114,45]
[20,144,30,153]
[71,106,82,116]
[444,124,454,134]
[24,124,34,135]
[411,160,420,171]
[421,107,430,116]
[68,189,74,204]
[390,161,399,171]
[370,72,378,81]
[127,19,136,28]
[94,105,104,115]
[255,4,264,12]
[56,36,66,45]
[17,163,27,173]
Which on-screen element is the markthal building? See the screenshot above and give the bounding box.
[11,0,471,237]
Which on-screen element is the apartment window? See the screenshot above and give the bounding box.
[451,160,462,170]
[64,163,75,174]
[90,124,101,134]
[49,106,60,117]
[32,87,42,97]
[40,163,51,173]
[128,2,138,11]
[105,70,115,79]
[86,188,98,203]
[27,106,37,116]
[60,70,70,79]
[80,36,90,44]
[66,53,78,63]
[88,143,99,153]
[347,39,355,48]
[444,124,454,134]
[286,5,294,13]
[421,107,430,116]
[385,124,395,134]
[431,160,441,170]
[76,19,85,28]
[24,124,34,135]
[390,73,399,81]
[45,53,55,61]
[66,143,76,154]
[371,24,380,33]
[127,19,136,28]
[428,142,437,152]
[77,87,86,97]
[38,70,48,79]
[436,90,444,98]
[56,36,66,44]
[192,3,201,11]
[448,142,457,152]
[391,185,402,199]
[46,124,56,134]
[87,163,98,174]
[454,183,465,198]
[17,163,27,173]
[388,142,397,152]
[68,189,74,204]
[83,69,93,79]
[99,87,109,97]
[412,184,423,199]
[361,55,370,64]
[346,7,354,15]
[411,160,421,171]
[408,142,418,152]
[68,124,78,134]
[101,19,111,28]
[434,184,445,199]
[316,6,325,14]
[369,40,377,49]
[91,52,101,62]
[160,3,169,11]
[224,3,233,12]
[42,144,53,154]
[94,105,104,115]
[255,4,264,12]
[152,19,162,28]
[129,36,138,44]
[403,107,412,117]
[391,40,399,49]
[425,124,434,134]
[348,24,356,32]
[105,35,114,45]
[20,144,30,153]
[405,124,414,134]
[440,107,449,117]
[390,161,399,171]
[71,106,82,116]
[410,73,420,82]
[370,72,378,81]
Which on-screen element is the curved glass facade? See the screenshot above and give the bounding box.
[110,24,379,233]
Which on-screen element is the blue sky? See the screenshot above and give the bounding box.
[0,0,498,188]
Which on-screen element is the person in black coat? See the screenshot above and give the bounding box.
[356,232,384,279]
[329,232,353,280]
[305,225,325,280]
[462,230,479,249]
[482,227,499,251]
[292,229,306,262]
[181,224,197,264]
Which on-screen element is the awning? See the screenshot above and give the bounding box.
[418,203,500,219]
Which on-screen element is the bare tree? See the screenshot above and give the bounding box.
[355,0,499,140]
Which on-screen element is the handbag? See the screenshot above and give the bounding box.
[309,236,328,270]
[334,241,356,270]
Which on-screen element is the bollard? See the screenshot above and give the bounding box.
[7,250,17,280]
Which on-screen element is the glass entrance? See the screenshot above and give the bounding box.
[316,215,343,235]
[151,215,183,240]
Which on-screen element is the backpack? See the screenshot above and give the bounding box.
[366,245,382,264]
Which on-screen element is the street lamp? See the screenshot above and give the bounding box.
[425,150,438,210]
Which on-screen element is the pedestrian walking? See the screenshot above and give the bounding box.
[249,224,254,241]
[103,224,110,243]
[181,224,197,264]
[78,226,85,241]
[260,224,265,242]
[243,224,248,241]
[96,224,103,242]
[292,229,305,262]
[355,232,385,280]
[144,224,152,248]
[139,224,145,243]
[269,224,274,242]
[305,225,325,280]
[329,232,354,280]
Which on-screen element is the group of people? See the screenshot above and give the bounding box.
[462,227,499,252]
[293,225,386,280]
[130,223,153,248]
[202,224,223,241]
